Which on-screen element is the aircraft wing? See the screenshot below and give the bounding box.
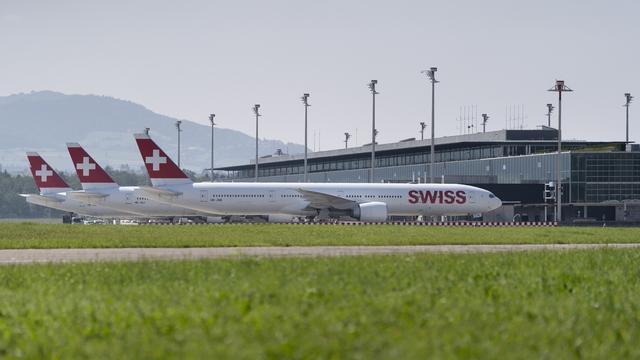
[296,188,355,210]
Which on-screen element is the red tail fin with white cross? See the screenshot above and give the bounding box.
[66,143,118,190]
[26,152,72,195]
[133,133,191,187]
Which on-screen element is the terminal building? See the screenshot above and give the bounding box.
[216,128,640,223]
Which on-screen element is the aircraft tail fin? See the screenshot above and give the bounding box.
[133,133,192,187]
[26,152,72,195]
[66,143,118,190]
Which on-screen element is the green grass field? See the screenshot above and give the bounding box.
[0,249,638,358]
[0,223,637,249]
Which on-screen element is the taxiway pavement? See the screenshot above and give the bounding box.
[0,243,638,264]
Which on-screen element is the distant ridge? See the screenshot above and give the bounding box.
[0,91,305,173]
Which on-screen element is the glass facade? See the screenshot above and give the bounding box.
[221,141,640,204]
[572,153,640,202]
[230,143,589,180]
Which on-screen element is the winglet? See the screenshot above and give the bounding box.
[26,152,72,195]
[133,133,192,187]
[66,143,117,190]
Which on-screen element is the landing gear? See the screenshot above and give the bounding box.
[62,213,73,224]
[316,208,330,221]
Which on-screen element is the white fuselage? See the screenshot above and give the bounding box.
[144,182,502,217]
[23,193,133,218]
[72,186,206,217]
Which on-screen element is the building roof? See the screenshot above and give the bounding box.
[216,128,625,170]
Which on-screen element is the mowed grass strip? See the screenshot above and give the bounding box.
[0,250,638,359]
[0,223,638,249]
[0,223,640,249]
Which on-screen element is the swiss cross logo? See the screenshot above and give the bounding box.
[35,164,53,182]
[145,149,167,171]
[76,156,96,177]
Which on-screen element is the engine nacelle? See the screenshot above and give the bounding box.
[353,202,388,222]
[267,214,298,223]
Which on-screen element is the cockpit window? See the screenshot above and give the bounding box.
[489,194,495,199]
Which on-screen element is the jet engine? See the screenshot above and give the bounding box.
[352,202,388,222]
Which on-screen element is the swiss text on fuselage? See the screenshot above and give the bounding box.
[407,190,467,204]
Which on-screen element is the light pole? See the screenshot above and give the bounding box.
[368,80,378,183]
[253,104,261,182]
[548,80,572,223]
[624,93,633,144]
[144,127,150,136]
[481,114,489,133]
[301,93,310,182]
[175,120,182,168]
[419,122,426,140]
[546,103,554,127]
[209,114,216,181]
[421,67,438,183]
[344,132,351,149]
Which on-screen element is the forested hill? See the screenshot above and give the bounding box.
[0,91,305,173]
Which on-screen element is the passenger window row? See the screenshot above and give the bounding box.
[346,194,402,199]
[211,194,265,198]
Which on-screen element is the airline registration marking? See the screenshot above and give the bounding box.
[408,190,466,204]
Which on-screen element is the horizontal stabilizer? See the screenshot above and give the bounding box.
[21,194,64,203]
[138,186,182,198]
[66,191,109,201]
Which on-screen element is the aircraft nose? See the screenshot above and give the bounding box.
[485,192,502,210]
[493,196,502,210]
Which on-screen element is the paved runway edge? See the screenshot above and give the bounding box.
[0,243,639,264]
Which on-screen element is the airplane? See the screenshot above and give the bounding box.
[21,152,132,218]
[65,143,208,218]
[133,133,502,222]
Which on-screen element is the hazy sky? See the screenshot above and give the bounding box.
[1,0,638,151]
